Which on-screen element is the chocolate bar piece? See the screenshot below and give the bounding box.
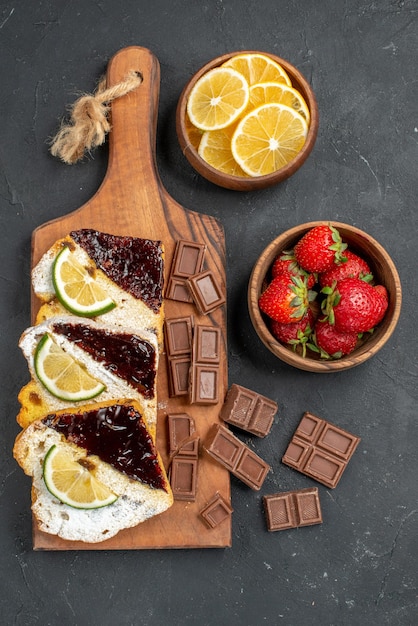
[189,364,220,405]
[187,270,226,315]
[167,356,191,396]
[164,316,194,397]
[204,424,270,490]
[263,488,322,532]
[189,324,221,405]
[167,413,199,458]
[169,456,198,501]
[193,325,221,364]
[282,412,361,489]
[166,240,206,302]
[164,316,193,356]
[200,493,233,529]
[220,384,277,437]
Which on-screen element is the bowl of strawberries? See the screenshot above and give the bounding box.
[248,221,402,372]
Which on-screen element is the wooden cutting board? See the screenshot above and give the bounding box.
[29,46,231,550]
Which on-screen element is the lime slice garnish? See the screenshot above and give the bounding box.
[34,334,106,402]
[52,246,116,317]
[43,444,118,509]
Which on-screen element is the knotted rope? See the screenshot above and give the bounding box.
[50,70,143,164]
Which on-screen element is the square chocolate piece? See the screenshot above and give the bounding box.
[167,413,199,458]
[170,457,198,501]
[187,270,226,315]
[164,316,193,357]
[189,364,220,405]
[282,412,361,488]
[200,493,233,529]
[167,356,191,397]
[193,325,221,364]
[263,488,322,532]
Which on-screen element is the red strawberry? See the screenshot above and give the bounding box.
[322,277,388,333]
[319,250,373,288]
[271,252,316,288]
[270,308,314,357]
[312,317,358,358]
[374,284,388,301]
[259,272,314,324]
[294,224,347,273]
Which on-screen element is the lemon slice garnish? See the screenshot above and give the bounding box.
[34,334,105,402]
[43,445,117,509]
[52,246,116,317]
[249,81,310,125]
[187,67,249,131]
[198,124,250,177]
[222,53,292,87]
[231,103,308,176]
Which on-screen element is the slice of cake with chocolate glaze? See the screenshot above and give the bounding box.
[32,229,164,345]
[13,399,173,543]
[17,316,159,439]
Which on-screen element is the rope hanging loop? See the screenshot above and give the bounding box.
[50,70,143,164]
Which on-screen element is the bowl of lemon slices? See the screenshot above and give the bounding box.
[176,51,319,191]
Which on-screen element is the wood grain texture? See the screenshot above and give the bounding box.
[30,46,231,550]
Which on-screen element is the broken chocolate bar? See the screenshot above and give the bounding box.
[263,487,322,532]
[187,270,226,315]
[167,413,199,458]
[204,424,270,490]
[164,316,194,397]
[220,384,277,437]
[166,240,206,302]
[169,456,198,501]
[200,493,233,529]
[282,412,361,489]
[189,324,221,405]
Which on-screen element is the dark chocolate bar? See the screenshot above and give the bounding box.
[204,424,270,490]
[187,270,226,315]
[169,456,198,501]
[282,412,361,489]
[220,384,277,437]
[200,493,233,529]
[167,413,199,458]
[166,240,206,302]
[263,487,322,531]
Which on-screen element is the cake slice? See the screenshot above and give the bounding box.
[13,399,173,543]
[17,316,159,439]
[31,229,165,345]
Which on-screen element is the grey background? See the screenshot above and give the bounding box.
[1,1,417,625]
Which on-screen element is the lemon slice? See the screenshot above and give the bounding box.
[249,82,310,125]
[187,67,249,131]
[185,112,204,150]
[52,246,116,317]
[43,445,118,509]
[34,334,106,402]
[198,125,250,177]
[222,53,292,87]
[231,103,308,176]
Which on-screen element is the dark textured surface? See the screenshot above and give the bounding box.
[2,1,417,624]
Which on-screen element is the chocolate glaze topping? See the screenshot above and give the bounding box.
[70,229,163,313]
[43,403,167,490]
[52,322,156,399]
